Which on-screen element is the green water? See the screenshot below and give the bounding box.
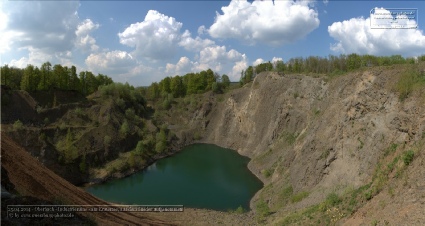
[85,143,263,211]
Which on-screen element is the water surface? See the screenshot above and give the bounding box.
[86,143,263,211]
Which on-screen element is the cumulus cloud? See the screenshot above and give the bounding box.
[328,10,425,56]
[197,25,207,36]
[208,0,319,46]
[196,46,244,72]
[253,58,264,66]
[179,30,215,52]
[1,1,79,54]
[85,50,137,76]
[166,57,193,75]
[118,10,183,60]
[166,45,247,81]
[76,19,100,52]
[272,57,283,63]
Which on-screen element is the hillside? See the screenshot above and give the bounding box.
[1,135,168,225]
[1,63,425,225]
[193,65,425,224]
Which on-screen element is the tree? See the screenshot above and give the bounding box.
[135,140,146,156]
[1,64,9,86]
[170,75,185,98]
[159,76,171,94]
[21,64,38,91]
[205,69,216,91]
[39,62,52,90]
[120,120,130,138]
[70,66,80,90]
[221,74,230,88]
[212,82,222,94]
[275,60,286,73]
[155,129,167,153]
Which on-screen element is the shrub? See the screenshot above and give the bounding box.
[262,169,272,178]
[115,98,126,110]
[162,99,171,110]
[396,68,425,101]
[235,205,245,214]
[291,191,310,203]
[74,107,85,117]
[402,150,414,166]
[13,120,23,131]
[119,120,130,138]
[384,143,398,157]
[79,155,86,173]
[125,108,136,120]
[256,199,271,218]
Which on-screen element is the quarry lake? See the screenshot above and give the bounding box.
[85,143,263,211]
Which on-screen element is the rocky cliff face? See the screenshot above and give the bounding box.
[200,67,425,224]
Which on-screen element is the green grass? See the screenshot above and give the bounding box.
[278,185,294,205]
[395,67,425,101]
[281,132,298,145]
[402,150,415,166]
[291,191,310,203]
[384,143,398,157]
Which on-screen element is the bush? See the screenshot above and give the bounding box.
[119,120,130,138]
[402,150,414,166]
[79,155,86,173]
[291,191,309,203]
[396,68,425,101]
[256,199,271,218]
[125,108,136,120]
[115,98,126,110]
[162,99,171,110]
[326,192,342,206]
[74,108,85,117]
[13,120,23,131]
[262,169,272,178]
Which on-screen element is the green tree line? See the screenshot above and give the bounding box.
[143,68,231,100]
[1,62,113,96]
[240,54,425,85]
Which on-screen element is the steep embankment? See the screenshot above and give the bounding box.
[198,66,425,224]
[1,135,168,226]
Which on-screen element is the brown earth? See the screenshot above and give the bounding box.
[188,65,425,224]
[1,134,167,225]
[2,64,425,225]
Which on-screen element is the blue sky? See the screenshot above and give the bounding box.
[1,0,424,86]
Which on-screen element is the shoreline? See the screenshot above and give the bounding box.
[81,140,264,212]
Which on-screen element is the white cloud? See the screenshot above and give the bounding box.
[328,14,425,56]
[231,55,248,81]
[272,57,283,63]
[85,50,137,76]
[118,10,183,60]
[165,45,247,81]
[197,25,207,36]
[166,56,194,75]
[1,1,79,54]
[253,58,264,66]
[76,19,99,37]
[75,19,100,52]
[208,0,319,46]
[179,30,215,52]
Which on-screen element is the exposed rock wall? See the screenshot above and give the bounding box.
[203,69,425,195]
